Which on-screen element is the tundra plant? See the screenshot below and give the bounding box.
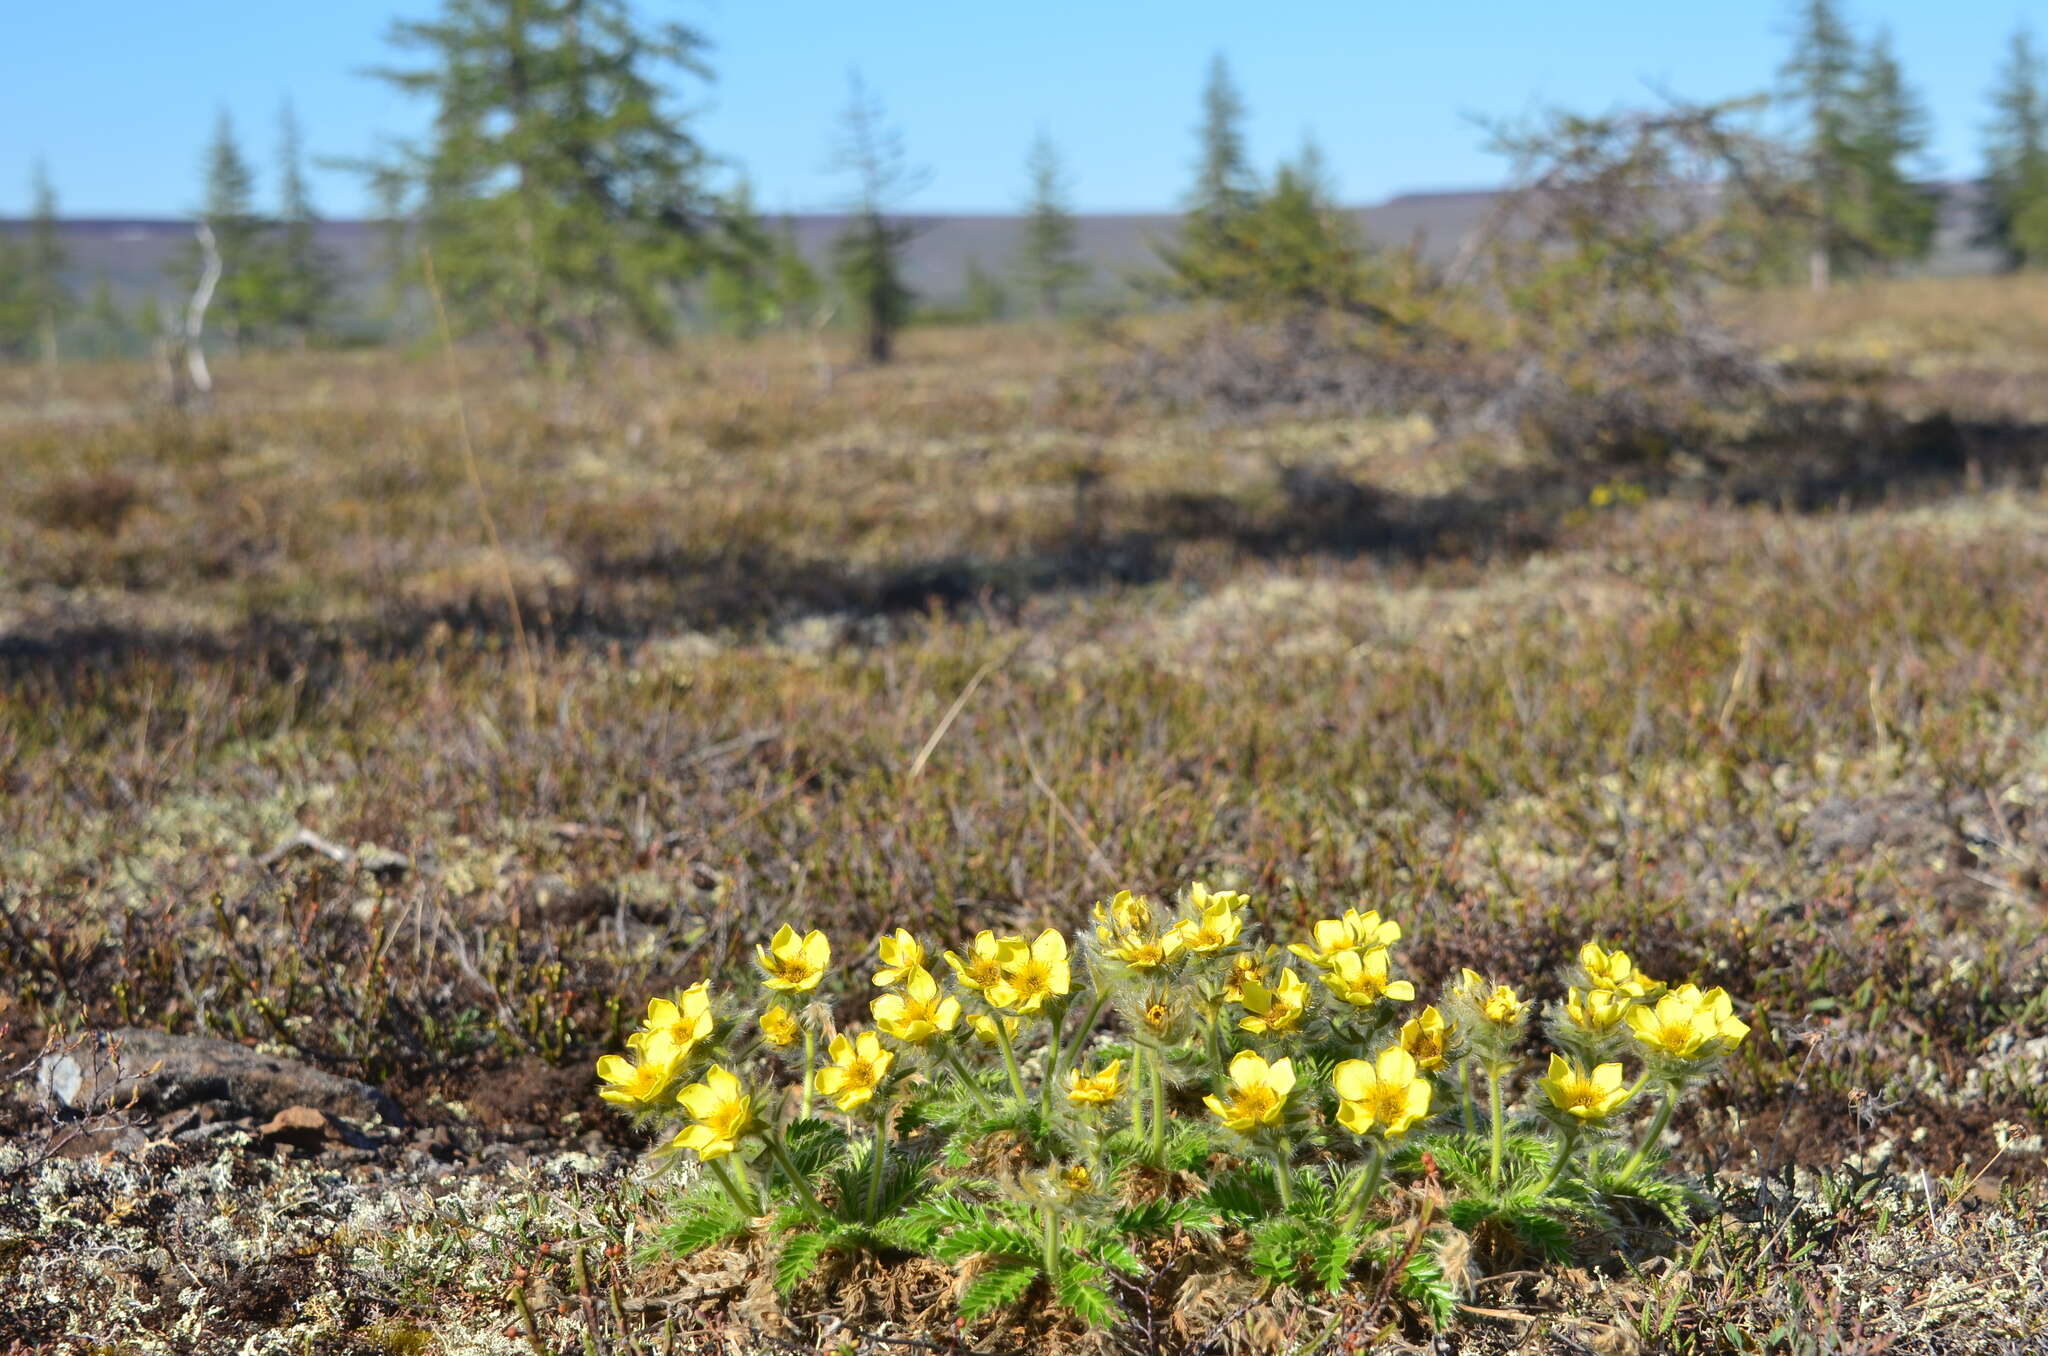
[598,887,1748,1331]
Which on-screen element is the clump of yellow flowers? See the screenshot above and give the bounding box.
[600,887,1750,1331]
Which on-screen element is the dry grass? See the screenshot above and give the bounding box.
[2,287,2046,1352]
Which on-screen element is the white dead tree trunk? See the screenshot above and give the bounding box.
[181,222,222,401]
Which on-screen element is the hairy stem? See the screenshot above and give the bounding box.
[709,1157,756,1218]
[1149,1052,1168,1162]
[1338,1143,1385,1234]
[1621,1085,1679,1178]
[992,1020,1029,1102]
[1058,987,1112,1083]
[1042,1203,1060,1275]
[799,1029,816,1121]
[866,1102,892,1222]
[1127,1046,1148,1144]
[1488,1069,1506,1190]
[1536,1124,1582,1196]
[940,1044,997,1114]
[763,1132,826,1216]
[1041,1019,1062,1116]
[1270,1139,1294,1210]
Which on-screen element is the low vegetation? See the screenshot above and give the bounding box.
[2,279,2047,1352]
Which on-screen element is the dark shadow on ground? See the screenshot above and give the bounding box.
[6,401,2048,685]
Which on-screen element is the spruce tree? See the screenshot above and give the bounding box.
[771,218,823,327]
[25,164,69,368]
[1982,27,2048,268]
[1189,54,1257,226]
[828,73,922,363]
[1162,54,1264,295]
[1846,30,1936,271]
[371,0,720,361]
[1015,131,1087,317]
[0,235,32,359]
[702,178,777,336]
[85,275,127,357]
[1781,0,1861,288]
[177,111,268,348]
[272,100,338,344]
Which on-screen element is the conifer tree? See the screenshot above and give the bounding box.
[771,217,823,327]
[828,73,922,363]
[1189,54,1257,227]
[1781,0,1861,289]
[85,275,128,357]
[176,111,268,348]
[271,100,338,344]
[0,235,32,359]
[1845,30,1936,271]
[19,164,71,370]
[1982,27,2048,268]
[371,0,721,361]
[703,178,777,336]
[1161,54,1266,296]
[1015,131,1087,317]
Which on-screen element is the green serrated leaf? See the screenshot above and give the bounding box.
[774,1231,833,1295]
[1313,1227,1360,1294]
[1054,1257,1118,1330]
[958,1258,1039,1323]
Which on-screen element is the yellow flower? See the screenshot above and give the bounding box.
[813,1030,894,1112]
[1459,969,1525,1026]
[1321,946,1415,1007]
[1237,967,1309,1036]
[1698,986,1749,1051]
[969,1013,1020,1045]
[1223,952,1268,1004]
[1398,1006,1452,1072]
[667,1065,754,1161]
[1332,1046,1433,1139]
[1060,1163,1094,1193]
[756,924,830,992]
[988,929,1071,1014]
[1203,1051,1296,1133]
[758,1003,802,1048]
[943,931,1019,995]
[1092,889,1156,939]
[1629,984,1748,1058]
[1581,942,1659,998]
[1288,908,1400,969]
[1065,1059,1124,1106]
[870,966,962,1045]
[1538,1053,1632,1122]
[1564,986,1631,1036]
[1102,930,1185,971]
[873,930,928,987]
[1172,883,1247,953]
[597,1026,689,1108]
[628,982,714,1055]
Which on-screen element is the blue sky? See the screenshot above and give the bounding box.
[3,1,2039,218]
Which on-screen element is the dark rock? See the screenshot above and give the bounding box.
[36,1029,404,1128]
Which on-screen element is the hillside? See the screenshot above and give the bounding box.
[0,181,2004,321]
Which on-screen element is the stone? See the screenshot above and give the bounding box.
[36,1029,404,1128]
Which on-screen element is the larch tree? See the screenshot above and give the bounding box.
[176,111,268,349]
[1014,131,1088,317]
[370,0,722,362]
[1780,0,1861,289]
[25,163,70,370]
[272,100,339,345]
[828,72,922,364]
[1845,29,1937,272]
[1982,26,2048,268]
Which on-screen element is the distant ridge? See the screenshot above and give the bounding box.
[0,183,2001,316]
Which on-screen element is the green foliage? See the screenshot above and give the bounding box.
[369,0,722,361]
[829,73,922,363]
[1015,131,1089,317]
[1982,27,2048,267]
[957,1258,1037,1322]
[773,1229,831,1295]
